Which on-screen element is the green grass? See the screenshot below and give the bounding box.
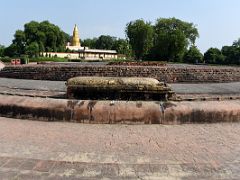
[29,57,69,62]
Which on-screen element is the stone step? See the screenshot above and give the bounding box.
[0,95,239,124]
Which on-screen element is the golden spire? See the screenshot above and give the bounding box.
[72,24,81,47]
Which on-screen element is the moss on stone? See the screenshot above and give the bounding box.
[66,77,175,101]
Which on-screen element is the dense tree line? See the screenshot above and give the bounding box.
[3,21,70,57]
[0,18,239,65]
[204,39,240,65]
[81,35,131,57]
[126,18,200,62]
[125,17,239,65]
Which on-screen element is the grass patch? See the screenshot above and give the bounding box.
[29,57,69,62]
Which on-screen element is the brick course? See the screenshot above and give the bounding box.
[0,64,240,83]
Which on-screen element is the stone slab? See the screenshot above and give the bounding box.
[67,76,174,100]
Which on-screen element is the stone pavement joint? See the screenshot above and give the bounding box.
[0,156,239,179]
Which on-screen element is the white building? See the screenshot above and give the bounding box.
[44,25,118,60]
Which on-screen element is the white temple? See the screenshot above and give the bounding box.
[45,25,118,60]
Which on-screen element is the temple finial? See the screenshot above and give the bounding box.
[72,24,81,47]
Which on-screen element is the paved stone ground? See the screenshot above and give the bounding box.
[0,77,240,179]
[171,83,240,95]
[0,117,240,179]
[0,77,240,95]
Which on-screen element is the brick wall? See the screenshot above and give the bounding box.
[0,64,240,83]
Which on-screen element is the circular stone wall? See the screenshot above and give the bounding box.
[0,64,240,83]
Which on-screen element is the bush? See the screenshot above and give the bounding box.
[0,57,12,63]
[183,46,203,64]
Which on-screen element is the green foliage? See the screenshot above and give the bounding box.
[204,39,240,65]
[95,35,116,50]
[126,19,154,60]
[29,57,68,62]
[81,38,97,48]
[6,20,70,57]
[113,39,132,57]
[12,30,26,55]
[221,45,240,65]
[125,18,199,61]
[0,45,5,57]
[183,46,203,64]
[0,57,11,63]
[25,42,39,57]
[225,39,240,65]
[3,44,19,57]
[204,48,225,64]
[82,36,131,57]
[233,38,240,47]
[152,18,199,61]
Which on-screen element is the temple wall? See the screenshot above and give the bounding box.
[43,52,79,59]
[1,64,240,83]
[43,52,117,60]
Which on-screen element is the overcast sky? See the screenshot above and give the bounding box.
[1,0,240,52]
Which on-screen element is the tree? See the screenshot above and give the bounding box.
[82,37,131,57]
[8,20,70,57]
[95,35,116,50]
[25,42,39,57]
[0,45,5,57]
[3,44,18,57]
[222,45,240,65]
[113,39,132,57]
[153,18,199,61]
[126,19,154,60]
[81,38,97,49]
[233,38,240,47]
[12,30,26,55]
[204,48,225,64]
[183,46,203,64]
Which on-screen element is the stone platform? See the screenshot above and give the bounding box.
[66,77,174,101]
[0,77,239,124]
[1,63,240,83]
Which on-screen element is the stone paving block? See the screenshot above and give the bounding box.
[51,161,84,175]
[149,164,169,175]
[16,172,49,180]
[33,160,55,172]
[99,163,119,177]
[0,157,9,167]
[19,159,39,171]
[2,157,23,169]
[167,164,187,177]
[224,163,240,176]
[118,164,137,178]
[48,175,84,180]
[81,163,103,178]
[180,163,199,174]
[0,169,19,180]
[181,175,213,180]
